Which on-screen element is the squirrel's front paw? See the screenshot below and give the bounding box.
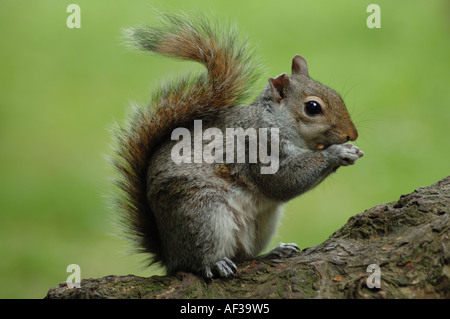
[327,143,364,166]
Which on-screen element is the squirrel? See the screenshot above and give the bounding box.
[113,12,364,278]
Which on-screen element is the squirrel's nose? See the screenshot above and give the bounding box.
[342,122,358,142]
[346,127,358,141]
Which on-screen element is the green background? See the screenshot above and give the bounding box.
[1,0,448,298]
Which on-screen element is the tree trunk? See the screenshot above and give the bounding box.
[45,176,450,299]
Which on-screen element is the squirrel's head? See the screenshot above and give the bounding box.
[268,55,358,151]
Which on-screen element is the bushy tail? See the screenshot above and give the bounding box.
[113,12,259,265]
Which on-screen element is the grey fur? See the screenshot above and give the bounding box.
[146,79,363,278]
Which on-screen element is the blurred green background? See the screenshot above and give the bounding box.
[1,0,449,298]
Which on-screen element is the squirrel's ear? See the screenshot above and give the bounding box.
[292,55,309,77]
[268,73,290,103]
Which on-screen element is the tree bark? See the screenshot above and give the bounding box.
[45,176,450,299]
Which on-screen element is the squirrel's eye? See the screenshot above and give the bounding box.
[304,101,322,116]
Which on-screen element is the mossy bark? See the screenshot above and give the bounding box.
[45,176,450,299]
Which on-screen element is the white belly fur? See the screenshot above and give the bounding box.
[226,187,283,260]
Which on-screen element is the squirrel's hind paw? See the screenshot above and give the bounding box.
[204,257,237,278]
[258,242,301,260]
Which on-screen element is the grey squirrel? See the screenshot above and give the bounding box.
[113,13,364,278]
